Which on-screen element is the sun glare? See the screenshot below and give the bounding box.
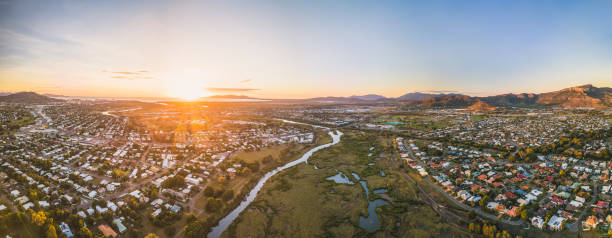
[167,83,206,101]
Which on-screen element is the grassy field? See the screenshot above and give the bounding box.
[1,115,35,135]
[190,129,334,233]
[471,115,488,121]
[222,131,472,238]
[371,114,454,131]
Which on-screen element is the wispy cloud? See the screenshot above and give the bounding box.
[206,87,259,92]
[112,71,139,75]
[240,78,252,83]
[104,69,156,80]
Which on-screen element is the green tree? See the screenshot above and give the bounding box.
[520,210,528,220]
[31,211,47,226]
[222,190,234,201]
[184,221,205,238]
[203,187,214,197]
[46,225,58,238]
[145,233,160,238]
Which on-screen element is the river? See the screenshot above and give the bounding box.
[207,122,342,238]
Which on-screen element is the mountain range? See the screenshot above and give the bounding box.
[305,92,455,103]
[2,84,611,108]
[303,84,612,109]
[476,84,611,109]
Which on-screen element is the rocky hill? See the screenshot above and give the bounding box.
[467,101,497,111]
[416,95,476,108]
[535,84,611,108]
[0,92,62,104]
[414,84,611,109]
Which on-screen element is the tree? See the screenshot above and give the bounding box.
[79,227,93,238]
[31,211,47,226]
[144,233,160,238]
[479,195,489,208]
[184,221,205,238]
[46,225,58,238]
[205,198,222,212]
[203,187,214,197]
[162,175,186,189]
[520,210,528,220]
[222,190,234,201]
[185,213,197,223]
[112,168,128,181]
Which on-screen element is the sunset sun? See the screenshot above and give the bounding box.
[167,83,207,101]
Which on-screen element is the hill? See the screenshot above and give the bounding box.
[535,84,612,108]
[414,85,612,109]
[304,92,457,103]
[397,92,458,101]
[481,93,538,106]
[417,95,476,108]
[348,94,387,101]
[0,92,62,104]
[467,100,497,111]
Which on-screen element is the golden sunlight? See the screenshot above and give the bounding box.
[167,82,207,101]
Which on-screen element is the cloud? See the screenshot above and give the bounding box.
[206,87,260,92]
[240,78,252,83]
[104,69,156,80]
[112,71,138,75]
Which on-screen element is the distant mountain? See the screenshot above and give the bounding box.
[0,92,62,104]
[481,93,538,106]
[397,92,460,101]
[304,96,361,103]
[414,84,612,109]
[305,92,455,103]
[535,84,611,108]
[416,95,476,108]
[349,94,387,101]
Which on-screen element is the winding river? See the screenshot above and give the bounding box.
[207,121,343,238]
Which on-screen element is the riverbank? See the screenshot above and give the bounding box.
[222,130,472,238]
[207,129,342,238]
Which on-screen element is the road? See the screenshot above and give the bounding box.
[408,145,523,226]
[569,182,598,232]
[401,137,525,226]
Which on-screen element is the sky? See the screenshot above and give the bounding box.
[1,0,612,99]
